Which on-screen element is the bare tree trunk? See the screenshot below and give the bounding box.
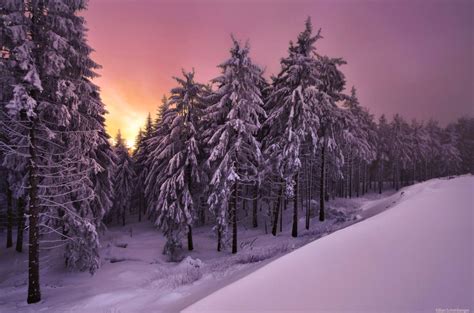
[365,163,368,194]
[217,225,222,252]
[292,172,299,238]
[252,185,258,228]
[272,184,283,236]
[349,153,353,198]
[356,159,360,197]
[187,225,193,251]
[305,160,310,229]
[319,139,326,221]
[395,162,400,191]
[138,193,142,222]
[413,162,416,185]
[279,196,283,233]
[6,188,13,248]
[379,161,383,194]
[27,123,41,304]
[16,198,25,253]
[232,182,238,254]
[242,185,247,217]
[325,171,329,202]
[309,159,313,215]
[199,197,206,225]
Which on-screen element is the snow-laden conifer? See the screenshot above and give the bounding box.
[145,70,205,259]
[112,131,135,226]
[204,38,266,253]
[262,18,321,236]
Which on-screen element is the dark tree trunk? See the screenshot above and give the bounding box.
[395,165,398,190]
[309,160,313,216]
[280,183,285,232]
[379,161,383,194]
[305,160,310,229]
[413,162,416,185]
[242,185,247,217]
[272,184,283,236]
[6,188,13,248]
[392,164,396,189]
[187,225,193,251]
[319,139,326,222]
[279,196,283,233]
[252,185,258,228]
[27,123,41,304]
[324,172,329,202]
[138,194,142,222]
[292,172,299,238]
[232,182,238,254]
[356,160,360,197]
[122,211,125,226]
[349,153,353,198]
[16,198,25,253]
[367,164,370,193]
[217,225,222,252]
[199,197,206,225]
[362,163,366,195]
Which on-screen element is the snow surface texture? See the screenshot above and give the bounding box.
[183,176,474,313]
[0,177,471,313]
[0,186,394,313]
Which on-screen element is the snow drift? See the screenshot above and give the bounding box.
[183,176,474,313]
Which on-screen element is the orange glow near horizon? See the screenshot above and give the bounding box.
[84,0,473,149]
[97,76,161,149]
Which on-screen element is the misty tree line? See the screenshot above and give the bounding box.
[0,0,472,305]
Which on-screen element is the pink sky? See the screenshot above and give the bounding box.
[83,0,473,146]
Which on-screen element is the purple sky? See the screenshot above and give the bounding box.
[84,0,473,145]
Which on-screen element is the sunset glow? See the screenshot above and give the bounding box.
[1,0,472,310]
[84,0,473,145]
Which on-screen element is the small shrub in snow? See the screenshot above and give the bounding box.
[234,244,290,264]
[326,207,350,224]
[168,257,204,288]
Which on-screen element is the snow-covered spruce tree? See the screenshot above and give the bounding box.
[448,117,474,174]
[313,54,347,221]
[147,70,205,259]
[262,18,321,237]
[438,125,462,176]
[132,113,153,222]
[341,87,376,198]
[0,5,14,250]
[375,114,391,193]
[389,114,413,190]
[408,119,430,184]
[0,0,44,303]
[34,0,115,274]
[2,0,113,303]
[132,127,144,220]
[144,97,172,221]
[82,89,115,230]
[204,38,266,253]
[112,131,135,226]
[154,95,168,127]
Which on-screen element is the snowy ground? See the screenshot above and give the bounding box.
[1,178,468,313]
[183,176,474,313]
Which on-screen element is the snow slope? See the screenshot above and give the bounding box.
[0,185,392,313]
[183,176,474,313]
